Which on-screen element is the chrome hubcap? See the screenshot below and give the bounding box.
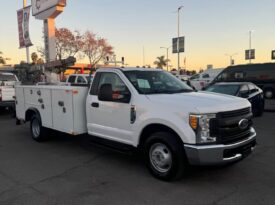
[32,119,40,138]
[149,143,172,173]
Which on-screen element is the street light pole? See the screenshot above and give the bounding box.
[249,30,252,64]
[160,46,171,71]
[177,6,183,72]
[23,0,30,64]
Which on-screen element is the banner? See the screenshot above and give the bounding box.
[17,6,33,48]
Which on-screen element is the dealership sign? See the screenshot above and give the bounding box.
[17,6,33,48]
[32,0,66,16]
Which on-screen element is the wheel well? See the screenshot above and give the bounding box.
[138,124,183,148]
[25,108,40,122]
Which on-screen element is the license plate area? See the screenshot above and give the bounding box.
[223,140,256,159]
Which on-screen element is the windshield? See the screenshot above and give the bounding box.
[0,74,17,81]
[205,84,240,96]
[123,70,193,94]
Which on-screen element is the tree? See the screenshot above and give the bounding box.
[55,28,84,60]
[154,56,168,69]
[37,58,44,64]
[82,31,114,68]
[37,27,84,60]
[31,52,38,64]
[0,51,6,65]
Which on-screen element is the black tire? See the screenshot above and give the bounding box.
[144,132,188,181]
[30,115,48,142]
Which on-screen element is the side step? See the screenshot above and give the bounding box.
[85,135,136,156]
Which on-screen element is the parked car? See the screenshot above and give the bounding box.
[0,73,19,109]
[66,74,93,85]
[189,68,224,90]
[15,68,256,181]
[205,82,265,116]
[212,63,275,99]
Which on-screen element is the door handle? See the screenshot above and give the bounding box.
[91,102,99,108]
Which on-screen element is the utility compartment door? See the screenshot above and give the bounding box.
[52,89,74,134]
[15,87,25,120]
[24,87,53,128]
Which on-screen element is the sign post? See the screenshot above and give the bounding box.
[31,0,66,63]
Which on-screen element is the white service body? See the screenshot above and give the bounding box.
[16,85,88,135]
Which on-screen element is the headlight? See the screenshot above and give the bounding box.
[189,113,216,144]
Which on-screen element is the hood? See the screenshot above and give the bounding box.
[146,91,251,114]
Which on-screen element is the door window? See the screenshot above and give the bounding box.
[202,74,210,78]
[77,76,86,83]
[97,73,130,103]
[239,85,249,98]
[68,76,76,83]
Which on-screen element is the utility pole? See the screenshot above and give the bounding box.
[143,46,145,67]
[23,0,30,64]
[160,46,171,71]
[177,6,183,72]
[249,30,252,64]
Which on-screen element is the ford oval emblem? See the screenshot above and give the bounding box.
[238,119,249,130]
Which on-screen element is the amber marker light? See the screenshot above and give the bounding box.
[189,115,198,130]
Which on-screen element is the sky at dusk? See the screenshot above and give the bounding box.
[1,0,275,70]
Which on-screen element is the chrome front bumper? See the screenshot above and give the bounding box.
[184,128,257,165]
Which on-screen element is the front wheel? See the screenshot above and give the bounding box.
[30,115,48,142]
[144,132,188,181]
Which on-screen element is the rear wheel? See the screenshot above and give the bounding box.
[144,132,187,181]
[30,115,48,142]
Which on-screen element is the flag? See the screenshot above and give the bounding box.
[17,6,33,48]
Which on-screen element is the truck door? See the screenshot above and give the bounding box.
[86,72,133,145]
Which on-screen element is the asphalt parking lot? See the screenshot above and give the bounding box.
[0,108,275,205]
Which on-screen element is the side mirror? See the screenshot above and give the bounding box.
[98,84,113,101]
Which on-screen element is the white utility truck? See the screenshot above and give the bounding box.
[0,73,19,109]
[15,68,256,180]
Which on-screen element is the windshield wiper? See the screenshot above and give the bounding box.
[169,89,193,93]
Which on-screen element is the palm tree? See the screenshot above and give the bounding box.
[154,55,168,69]
[0,51,6,65]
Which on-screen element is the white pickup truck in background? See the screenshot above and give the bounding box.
[15,68,256,181]
[66,74,93,85]
[0,73,19,109]
[190,68,224,90]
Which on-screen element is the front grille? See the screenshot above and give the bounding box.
[210,107,253,144]
[217,107,250,118]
